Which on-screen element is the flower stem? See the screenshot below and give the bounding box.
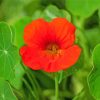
[21,63,39,99]
[22,78,37,100]
[55,76,59,100]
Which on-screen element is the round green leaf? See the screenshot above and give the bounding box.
[93,44,100,69]
[0,22,19,81]
[88,44,100,99]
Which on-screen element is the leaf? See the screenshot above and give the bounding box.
[42,5,71,21]
[0,22,19,81]
[0,78,17,100]
[66,0,100,19]
[88,44,100,99]
[10,63,25,89]
[84,27,100,49]
[32,5,71,21]
[14,17,32,48]
[92,44,100,68]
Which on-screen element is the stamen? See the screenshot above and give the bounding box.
[46,43,59,54]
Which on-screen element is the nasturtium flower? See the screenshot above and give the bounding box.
[20,18,81,72]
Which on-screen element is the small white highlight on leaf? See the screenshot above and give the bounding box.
[2,94,5,99]
[4,50,8,54]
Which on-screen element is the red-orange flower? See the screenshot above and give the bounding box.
[20,18,81,72]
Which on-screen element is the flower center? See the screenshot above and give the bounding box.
[46,43,59,54]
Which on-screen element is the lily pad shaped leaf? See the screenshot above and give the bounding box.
[0,22,19,81]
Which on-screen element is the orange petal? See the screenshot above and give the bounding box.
[49,18,76,49]
[20,46,50,70]
[24,18,55,49]
[43,45,81,72]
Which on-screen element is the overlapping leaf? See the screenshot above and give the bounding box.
[42,5,71,21]
[88,44,100,99]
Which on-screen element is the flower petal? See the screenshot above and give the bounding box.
[43,45,81,72]
[24,18,55,49]
[20,45,81,72]
[20,18,81,72]
[49,18,76,49]
[20,46,50,70]
[20,46,41,70]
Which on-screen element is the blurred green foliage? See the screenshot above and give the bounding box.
[0,0,100,100]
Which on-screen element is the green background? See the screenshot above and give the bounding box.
[0,0,100,100]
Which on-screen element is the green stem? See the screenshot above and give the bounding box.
[28,69,41,92]
[21,63,39,99]
[43,89,72,98]
[22,78,37,100]
[26,69,39,93]
[55,76,59,100]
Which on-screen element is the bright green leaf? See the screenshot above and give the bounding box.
[88,44,100,99]
[0,22,19,80]
[66,0,100,19]
[93,44,100,68]
[0,78,17,100]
